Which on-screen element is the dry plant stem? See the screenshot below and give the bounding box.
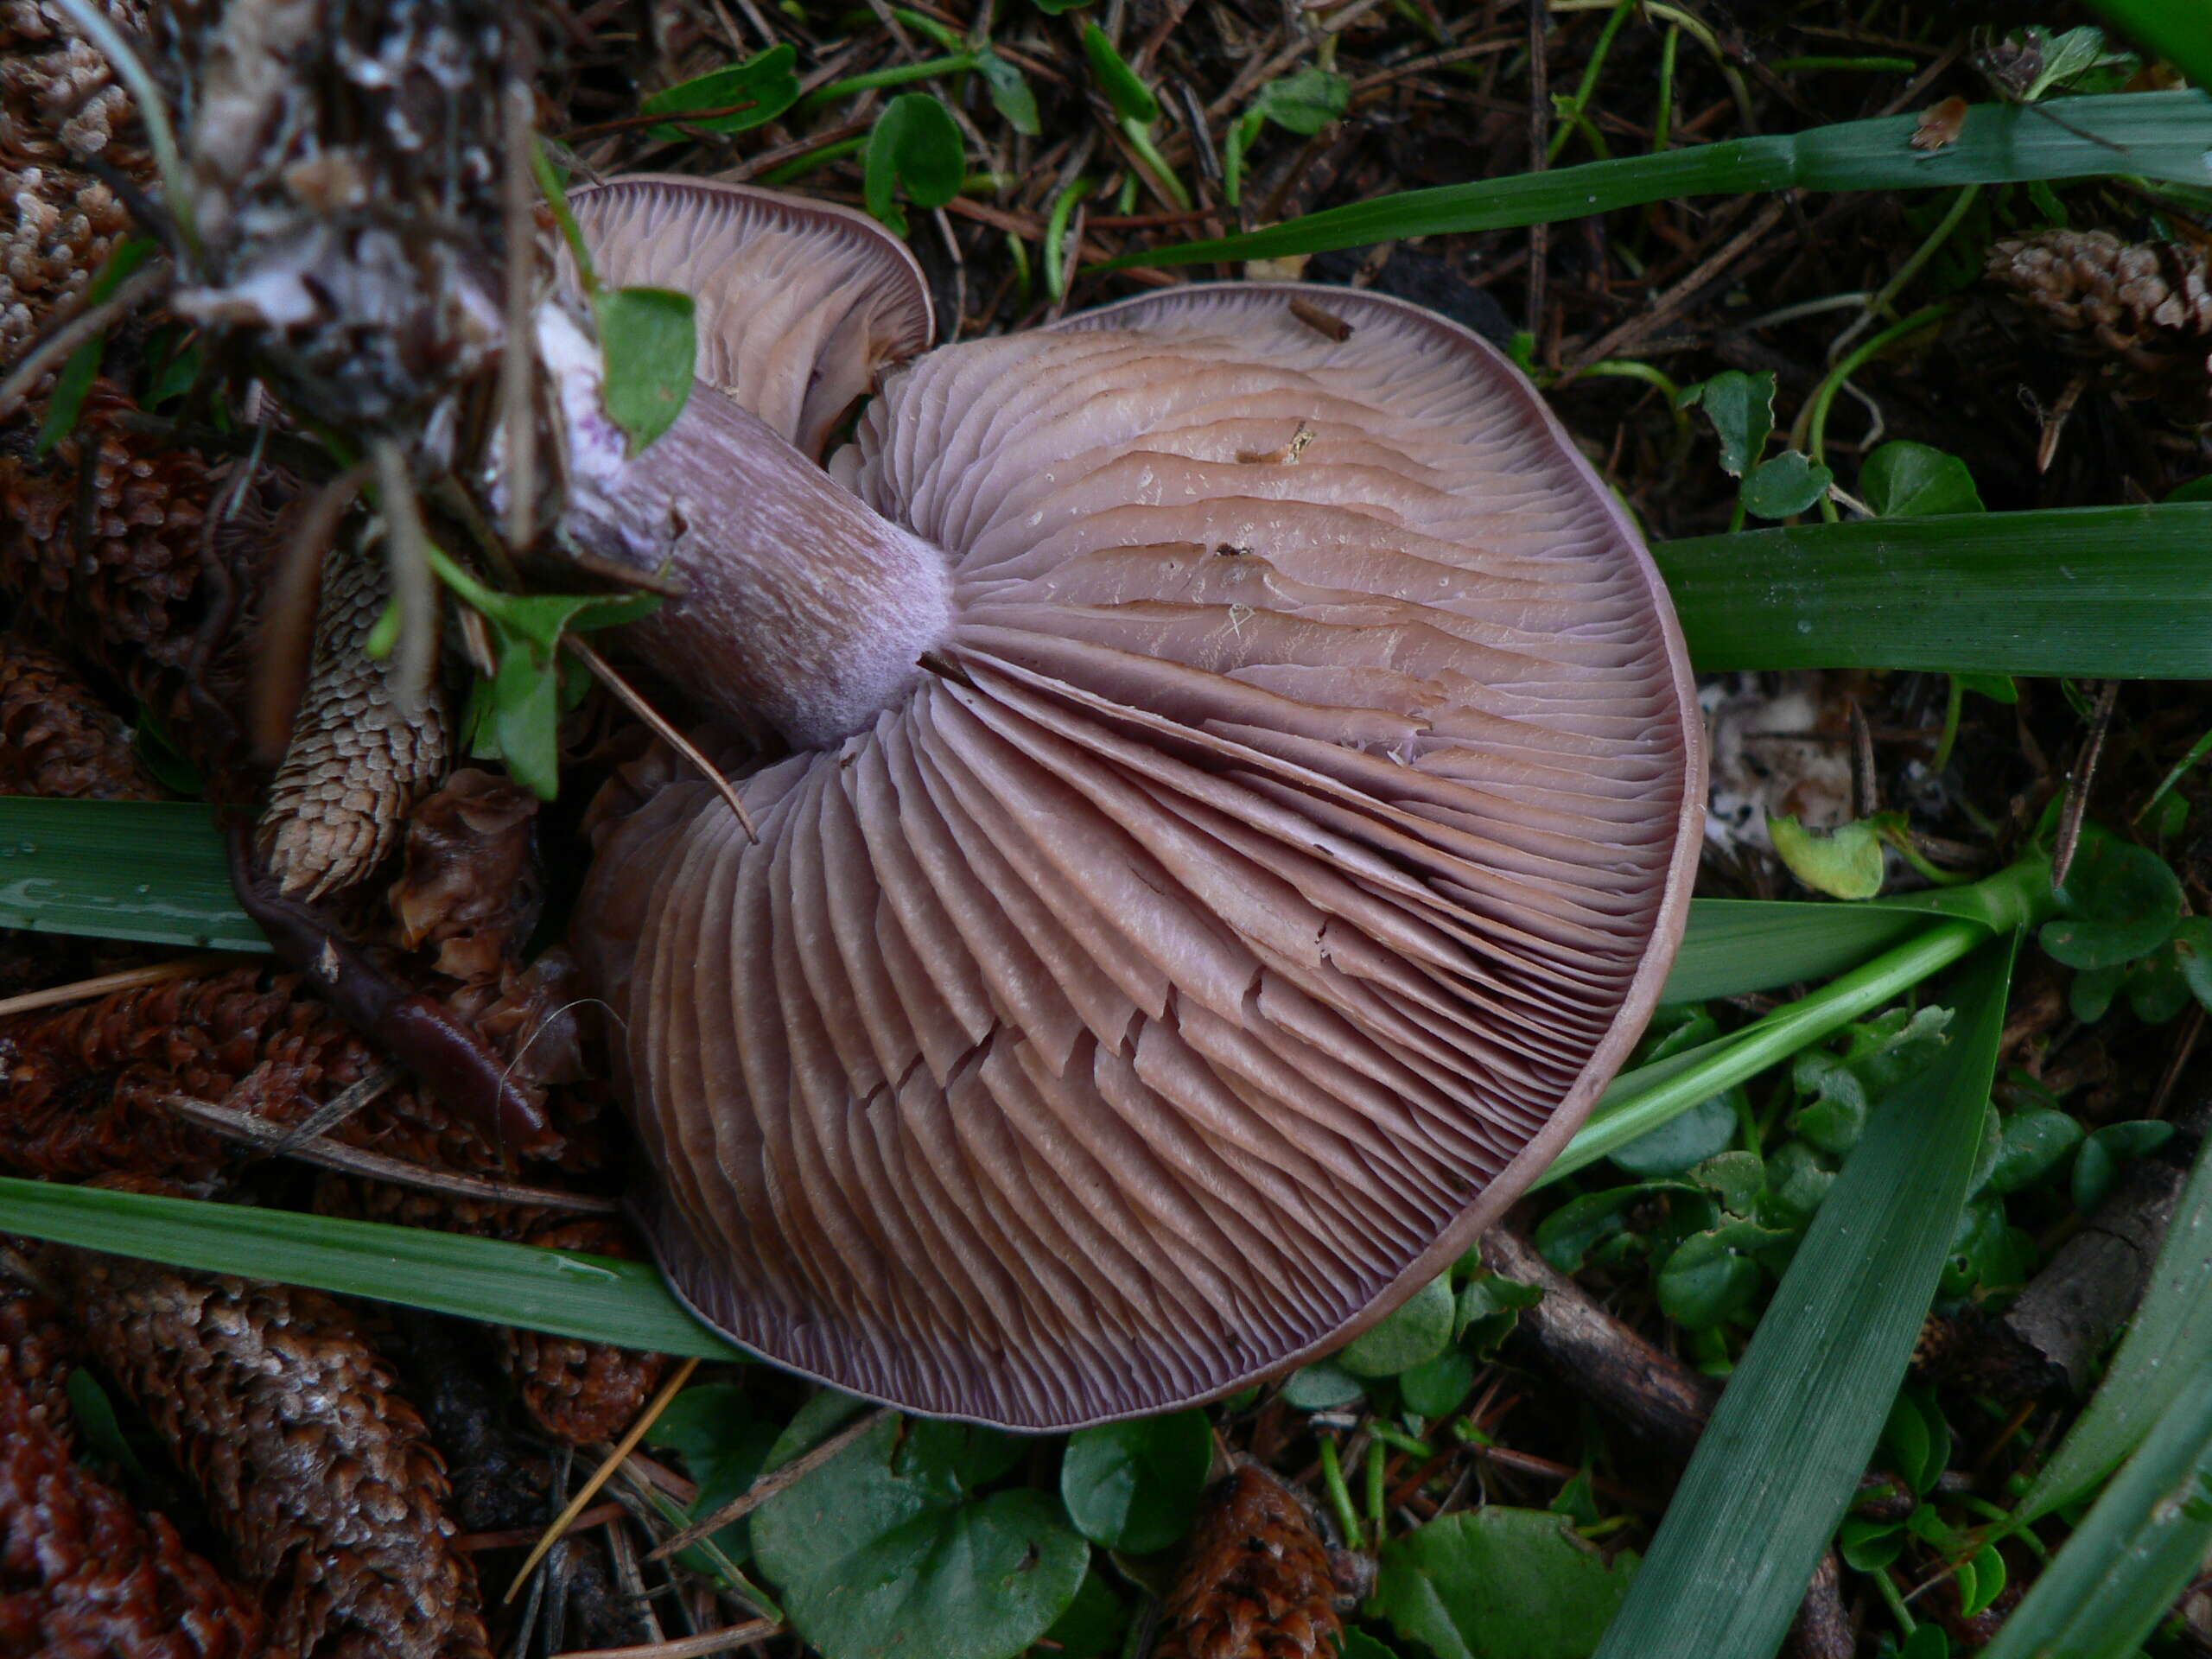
[501,74,539,552]
[508,1357,702,1600]
[156,1093,623,1214]
[0,259,168,421]
[1563,198,1789,377]
[251,460,370,763]
[0,952,240,1018]
[267,1063,403,1157]
[1525,0,1548,340]
[565,638,758,842]
[1479,1227,1717,1456]
[372,439,439,715]
[646,1406,895,1561]
[548,1622,779,1659]
[2050,679,2119,892]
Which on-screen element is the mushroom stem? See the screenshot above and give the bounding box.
[542,308,952,750]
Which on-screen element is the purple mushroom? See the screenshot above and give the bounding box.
[553,177,1704,1429]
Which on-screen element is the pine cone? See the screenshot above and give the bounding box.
[35,1246,491,1659]
[0,1285,267,1659]
[0,967,380,1182]
[1155,1465,1344,1659]
[0,633,165,799]
[259,542,450,902]
[499,1217,669,1446]
[0,1,153,359]
[1987,230,2212,408]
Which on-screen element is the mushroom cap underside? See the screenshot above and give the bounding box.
[576,283,1704,1429]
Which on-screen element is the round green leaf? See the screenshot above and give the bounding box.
[1656,1224,1770,1329]
[1371,1508,1638,1659]
[1611,1092,1737,1176]
[2041,838,2183,969]
[1739,450,1834,520]
[2171,917,2212,1010]
[1987,1107,2083,1194]
[1862,441,1986,517]
[1058,1408,1212,1553]
[753,1415,1087,1659]
[863,93,966,235]
[1338,1274,1454,1378]
[1280,1361,1365,1410]
[1399,1350,1478,1420]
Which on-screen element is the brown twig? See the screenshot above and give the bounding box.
[550,1624,779,1659]
[563,638,759,842]
[646,1407,893,1562]
[556,99,762,143]
[251,460,372,764]
[2050,679,2120,892]
[1563,198,1790,378]
[508,1357,703,1602]
[156,1093,624,1213]
[1479,1227,1718,1457]
[0,954,245,1019]
[0,261,170,423]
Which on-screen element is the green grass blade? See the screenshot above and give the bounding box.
[2016,1125,2212,1522]
[0,794,1976,1004]
[1982,1370,2212,1659]
[1592,936,2018,1659]
[0,1177,741,1360]
[1554,918,1988,1185]
[1660,505,2212,677]
[2089,0,2212,92]
[1665,900,1925,1003]
[1103,92,2212,267]
[0,798,267,951]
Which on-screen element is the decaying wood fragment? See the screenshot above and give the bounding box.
[1479,1227,1719,1458]
[258,540,449,900]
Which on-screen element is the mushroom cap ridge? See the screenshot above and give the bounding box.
[576,280,1705,1430]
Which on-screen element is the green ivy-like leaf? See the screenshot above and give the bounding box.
[1338,1274,1455,1377]
[752,1415,1086,1659]
[1058,1409,1212,1553]
[1987,1107,2084,1194]
[2041,836,2183,969]
[1862,440,1986,517]
[863,92,966,235]
[1610,1093,1736,1177]
[1675,371,1775,479]
[1740,451,1834,520]
[2074,1121,2177,1213]
[1370,1508,1639,1659]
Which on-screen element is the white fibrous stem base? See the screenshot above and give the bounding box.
[530,303,953,750]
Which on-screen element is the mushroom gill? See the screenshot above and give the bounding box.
[565,188,1702,1429]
